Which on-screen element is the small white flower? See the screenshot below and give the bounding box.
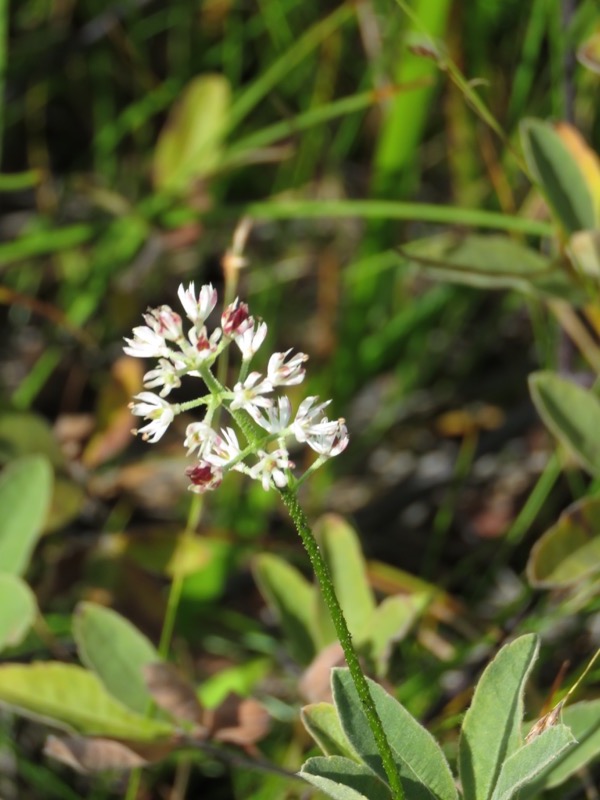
[306,418,349,457]
[267,350,308,386]
[184,421,216,456]
[249,395,292,433]
[230,372,274,414]
[178,282,218,328]
[129,392,175,442]
[124,287,350,488]
[124,326,172,359]
[186,460,223,493]
[248,448,294,491]
[143,359,182,397]
[291,396,331,442]
[185,326,222,366]
[143,305,183,341]
[235,319,268,361]
[205,427,243,467]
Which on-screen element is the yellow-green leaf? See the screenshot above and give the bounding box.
[0,662,172,740]
[529,371,600,476]
[527,497,600,588]
[0,455,53,575]
[0,574,37,650]
[153,74,231,194]
[74,603,161,715]
[521,118,596,234]
[315,515,376,647]
[577,28,600,74]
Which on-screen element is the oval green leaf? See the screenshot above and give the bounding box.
[0,662,172,740]
[74,602,161,715]
[527,497,600,588]
[402,233,572,298]
[529,371,600,476]
[521,118,596,234]
[577,29,600,74]
[367,594,428,678]
[300,756,392,800]
[0,413,64,467]
[458,634,539,800]
[153,74,231,194]
[0,455,53,576]
[332,668,457,800]
[490,725,574,800]
[253,553,317,665]
[567,230,600,278]
[0,574,37,650]
[541,699,600,789]
[315,515,376,647]
[301,702,357,759]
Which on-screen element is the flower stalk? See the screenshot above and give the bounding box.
[122,280,404,794]
[278,487,405,800]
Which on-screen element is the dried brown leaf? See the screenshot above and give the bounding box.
[525,700,565,744]
[299,641,345,704]
[206,694,270,746]
[44,736,149,773]
[143,662,204,728]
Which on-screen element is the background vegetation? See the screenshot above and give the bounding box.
[2,0,600,797]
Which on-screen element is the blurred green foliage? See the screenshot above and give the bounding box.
[2,0,600,797]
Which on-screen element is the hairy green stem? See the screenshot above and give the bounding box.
[198,363,402,793]
[278,487,404,800]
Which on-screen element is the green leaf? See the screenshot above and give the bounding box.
[253,554,317,665]
[0,662,172,740]
[74,602,160,715]
[458,634,539,800]
[332,668,457,800]
[490,725,575,800]
[0,413,64,467]
[0,612,71,660]
[197,657,270,709]
[577,28,600,74]
[367,594,428,677]
[526,497,600,588]
[0,455,53,575]
[315,515,376,646]
[529,371,600,476]
[153,74,231,193]
[0,574,37,650]
[401,233,572,298]
[301,702,358,759]
[568,230,600,278]
[300,756,392,800]
[534,700,600,789]
[521,118,596,234]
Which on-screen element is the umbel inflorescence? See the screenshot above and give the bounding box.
[124,283,348,494]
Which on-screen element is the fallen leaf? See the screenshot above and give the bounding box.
[299,642,345,704]
[206,694,270,746]
[143,663,204,728]
[44,735,175,772]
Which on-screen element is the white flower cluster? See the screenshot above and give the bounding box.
[124,282,349,493]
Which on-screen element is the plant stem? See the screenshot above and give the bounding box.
[125,495,203,800]
[278,487,404,800]
[159,494,203,657]
[198,362,402,793]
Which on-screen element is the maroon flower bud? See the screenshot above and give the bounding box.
[221,299,251,337]
[186,461,223,493]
